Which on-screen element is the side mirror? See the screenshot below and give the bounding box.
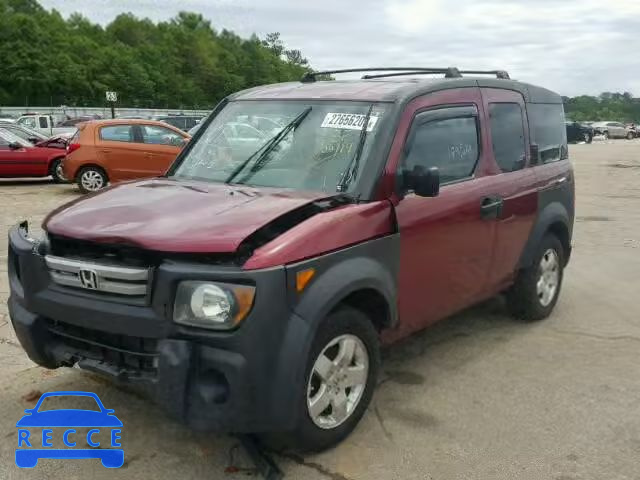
[8,141,22,150]
[405,165,440,197]
[29,137,40,144]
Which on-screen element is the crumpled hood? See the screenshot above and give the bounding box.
[44,178,331,253]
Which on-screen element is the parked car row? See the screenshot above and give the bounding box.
[1,114,277,191]
[565,120,640,143]
[591,121,636,140]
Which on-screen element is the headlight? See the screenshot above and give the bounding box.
[173,281,255,330]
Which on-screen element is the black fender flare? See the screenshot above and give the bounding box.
[272,237,399,424]
[518,201,571,268]
[296,255,397,325]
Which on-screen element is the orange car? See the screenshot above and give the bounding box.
[63,119,190,193]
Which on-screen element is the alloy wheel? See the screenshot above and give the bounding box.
[537,248,559,307]
[307,334,369,430]
[80,170,105,192]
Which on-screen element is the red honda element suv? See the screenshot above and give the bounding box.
[8,67,573,452]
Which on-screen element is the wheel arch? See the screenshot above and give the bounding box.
[47,155,64,170]
[75,163,109,182]
[290,251,399,335]
[518,202,572,268]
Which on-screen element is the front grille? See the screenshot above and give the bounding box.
[45,255,149,297]
[48,235,156,267]
[46,319,159,375]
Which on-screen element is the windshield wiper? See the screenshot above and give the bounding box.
[336,105,374,193]
[225,106,312,185]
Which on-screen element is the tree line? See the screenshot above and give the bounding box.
[2,0,639,119]
[563,92,640,123]
[0,0,311,109]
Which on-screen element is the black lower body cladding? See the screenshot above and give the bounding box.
[7,224,310,433]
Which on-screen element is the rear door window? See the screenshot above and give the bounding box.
[141,125,184,146]
[403,109,480,184]
[39,117,48,129]
[489,103,526,172]
[100,125,134,142]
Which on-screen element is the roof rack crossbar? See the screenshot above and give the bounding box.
[457,70,511,79]
[301,67,510,82]
[301,67,460,83]
[362,69,462,80]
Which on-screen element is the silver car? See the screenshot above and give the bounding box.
[592,121,634,140]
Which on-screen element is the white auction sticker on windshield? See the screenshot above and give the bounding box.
[321,113,379,131]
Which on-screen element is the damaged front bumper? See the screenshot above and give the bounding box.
[7,223,310,433]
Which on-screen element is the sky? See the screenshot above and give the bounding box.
[40,0,640,97]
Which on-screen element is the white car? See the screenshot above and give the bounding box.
[16,115,76,138]
[592,121,634,140]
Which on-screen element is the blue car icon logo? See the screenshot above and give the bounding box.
[16,391,123,468]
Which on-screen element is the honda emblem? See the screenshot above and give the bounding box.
[79,269,99,290]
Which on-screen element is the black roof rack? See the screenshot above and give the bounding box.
[300,67,510,83]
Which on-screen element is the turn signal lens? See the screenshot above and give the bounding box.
[232,286,256,324]
[296,268,315,293]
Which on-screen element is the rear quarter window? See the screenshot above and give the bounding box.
[99,125,134,142]
[528,103,567,164]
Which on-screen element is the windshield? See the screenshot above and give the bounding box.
[0,128,33,147]
[172,101,388,194]
[7,124,47,141]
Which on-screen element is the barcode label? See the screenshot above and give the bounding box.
[320,113,379,131]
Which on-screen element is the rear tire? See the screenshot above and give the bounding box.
[584,133,593,144]
[603,131,609,140]
[507,234,564,321]
[77,166,108,193]
[49,157,65,183]
[260,307,380,453]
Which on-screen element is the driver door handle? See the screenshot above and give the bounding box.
[481,196,504,219]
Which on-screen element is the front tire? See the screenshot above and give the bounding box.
[603,131,609,140]
[627,132,634,140]
[77,166,108,193]
[262,307,380,453]
[507,234,564,321]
